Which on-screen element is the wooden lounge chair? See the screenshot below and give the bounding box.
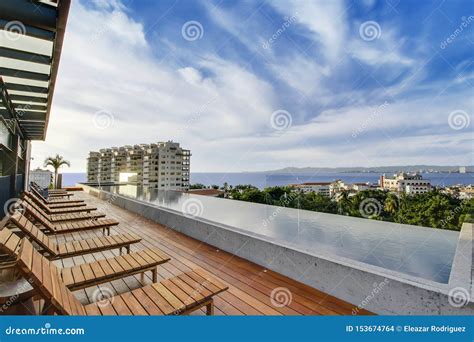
[30,188,85,207]
[47,189,68,194]
[30,192,86,210]
[7,213,140,259]
[48,193,73,199]
[24,192,97,215]
[21,200,119,235]
[15,238,228,315]
[0,229,170,290]
[22,196,106,222]
[30,183,73,199]
[31,187,83,205]
[37,189,73,199]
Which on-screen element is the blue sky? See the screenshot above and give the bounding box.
[31,0,474,172]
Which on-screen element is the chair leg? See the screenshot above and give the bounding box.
[126,245,130,254]
[152,268,157,283]
[107,227,110,235]
[206,300,214,316]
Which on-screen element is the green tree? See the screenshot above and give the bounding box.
[384,193,398,218]
[226,184,470,231]
[337,190,351,215]
[394,190,463,230]
[240,188,266,203]
[190,183,207,189]
[305,192,338,213]
[44,154,70,189]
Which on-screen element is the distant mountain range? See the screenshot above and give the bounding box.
[264,165,474,174]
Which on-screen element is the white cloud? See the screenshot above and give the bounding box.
[29,0,473,174]
[31,0,278,172]
[271,0,348,61]
[268,54,331,98]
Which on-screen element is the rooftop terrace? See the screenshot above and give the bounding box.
[37,191,369,315]
[79,184,474,315]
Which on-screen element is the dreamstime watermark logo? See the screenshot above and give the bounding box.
[440,16,474,49]
[262,192,298,227]
[181,21,204,41]
[448,110,470,130]
[92,287,114,308]
[181,198,204,218]
[93,110,115,130]
[5,322,85,336]
[270,287,292,307]
[16,104,30,118]
[3,198,25,216]
[359,198,382,218]
[440,200,466,228]
[448,287,470,308]
[96,192,119,214]
[270,109,292,131]
[262,12,299,49]
[352,279,390,315]
[359,21,382,41]
[4,20,26,41]
[0,278,34,313]
[352,101,389,138]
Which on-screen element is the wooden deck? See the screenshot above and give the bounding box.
[42,192,371,315]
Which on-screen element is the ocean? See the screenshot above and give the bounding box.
[62,172,474,188]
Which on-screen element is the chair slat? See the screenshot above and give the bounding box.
[119,292,147,315]
[109,296,133,315]
[151,282,184,312]
[130,288,163,315]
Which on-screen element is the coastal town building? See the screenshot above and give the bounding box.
[379,172,432,195]
[444,185,474,200]
[292,182,332,196]
[291,180,375,198]
[87,141,190,190]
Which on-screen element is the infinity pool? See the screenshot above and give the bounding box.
[99,185,459,283]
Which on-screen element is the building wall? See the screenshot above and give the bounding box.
[382,172,432,194]
[0,119,30,218]
[293,183,331,195]
[29,169,53,188]
[87,141,190,190]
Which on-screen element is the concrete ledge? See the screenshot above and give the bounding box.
[81,184,474,315]
[449,222,473,302]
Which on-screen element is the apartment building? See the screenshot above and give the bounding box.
[86,152,100,183]
[87,141,190,190]
[380,172,432,195]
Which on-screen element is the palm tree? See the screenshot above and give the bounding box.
[44,154,70,189]
[384,194,398,217]
[338,190,351,215]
